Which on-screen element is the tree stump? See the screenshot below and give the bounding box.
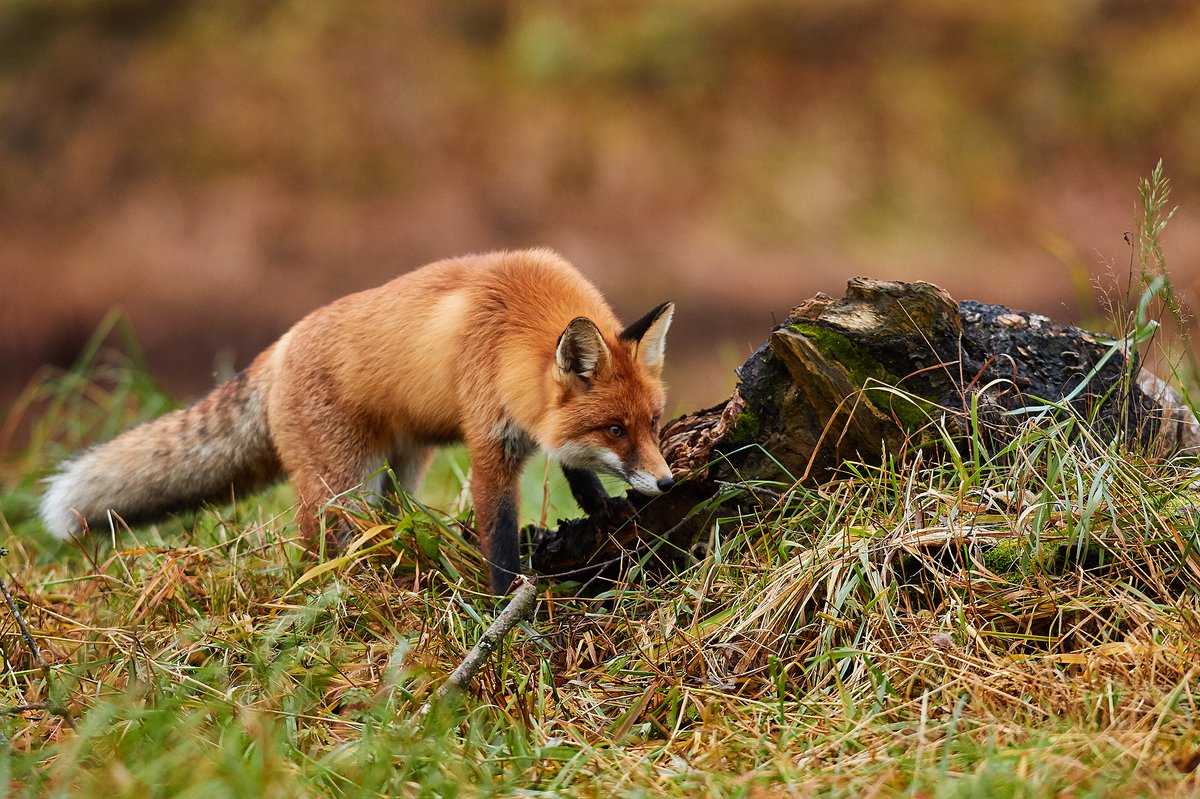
[527,278,1198,582]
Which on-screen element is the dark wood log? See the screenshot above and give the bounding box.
[526,278,1199,583]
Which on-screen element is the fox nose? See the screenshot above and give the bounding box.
[656,474,675,492]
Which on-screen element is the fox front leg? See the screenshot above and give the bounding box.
[562,465,634,523]
[468,440,528,595]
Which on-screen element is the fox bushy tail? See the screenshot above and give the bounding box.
[40,367,282,538]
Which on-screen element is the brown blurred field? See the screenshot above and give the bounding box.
[2,0,1199,417]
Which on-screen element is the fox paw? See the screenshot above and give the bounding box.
[590,496,635,525]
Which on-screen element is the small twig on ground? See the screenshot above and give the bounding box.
[0,548,77,730]
[437,575,539,699]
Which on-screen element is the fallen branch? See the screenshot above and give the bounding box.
[439,575,539,698]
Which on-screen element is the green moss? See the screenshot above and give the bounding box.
[789,321,935,432]
[983,538,1024,574]
[983,537,1066,577]
[725,408,761,442]
[790,322,889,386]
[883,392,937,432]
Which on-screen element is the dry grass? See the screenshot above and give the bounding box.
[3,337,1200,798]
[3,169,1199,796]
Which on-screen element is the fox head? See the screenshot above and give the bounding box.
[546,302,676,495]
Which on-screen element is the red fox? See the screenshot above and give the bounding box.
[40,249,675,593]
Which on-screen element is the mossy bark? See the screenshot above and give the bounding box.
[526,278,1198,584]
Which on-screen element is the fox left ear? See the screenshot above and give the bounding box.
[620,301,674,372]
[555,316,611,389]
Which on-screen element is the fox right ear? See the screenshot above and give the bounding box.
[620,301,674,373]
[555,317,610,388]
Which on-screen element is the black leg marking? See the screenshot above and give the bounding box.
[562,466,609,515]
[562,465,634,525]
[488,494,522,595]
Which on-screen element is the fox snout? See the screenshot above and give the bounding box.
[628,471,675,496]
[624,451,675,496]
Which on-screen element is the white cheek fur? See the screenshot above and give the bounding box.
[550,441,625,477]
[549,443,664,496]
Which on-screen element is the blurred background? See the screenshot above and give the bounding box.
[2,0,1199,419]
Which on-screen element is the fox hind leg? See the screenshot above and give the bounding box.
[275,431,389,556]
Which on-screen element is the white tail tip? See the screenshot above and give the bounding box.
[39,465,85,539]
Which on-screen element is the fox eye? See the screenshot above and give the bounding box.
[606,424,626,439]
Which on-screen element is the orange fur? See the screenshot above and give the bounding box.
[41,249,674,594]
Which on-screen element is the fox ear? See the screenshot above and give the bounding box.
[620,301,674,372]
[555,317,610,387]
